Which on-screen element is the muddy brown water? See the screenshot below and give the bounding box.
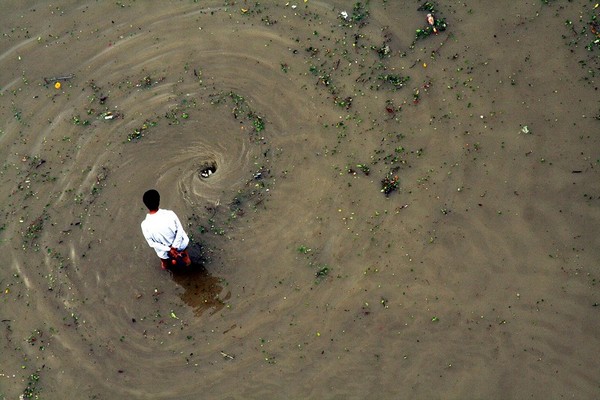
[0,1,599,398]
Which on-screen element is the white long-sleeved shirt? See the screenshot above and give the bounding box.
[141,209,189,259]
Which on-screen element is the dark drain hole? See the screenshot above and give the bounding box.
[199,161,217,178]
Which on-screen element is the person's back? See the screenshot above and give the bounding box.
[141,189,191,269]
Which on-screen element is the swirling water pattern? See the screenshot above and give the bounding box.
[0,1,599,399]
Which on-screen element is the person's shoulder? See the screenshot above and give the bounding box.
[157,209,177,219]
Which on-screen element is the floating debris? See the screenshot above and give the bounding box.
[356,164,370,175]
[127,120,157,142]
[415,2,447,40]
[297,245,311,254]
[43,73,74,85]
[199,162,217,178]
[339,2,369,26]
[427,13,435,27]
[417,2,436,13]
[381,174,399,196]
[377,74,410,90]
[137,75,166,88]
[315,266,330,278]
[209,91,266,135]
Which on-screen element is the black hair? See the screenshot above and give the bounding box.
[143,189,160,211]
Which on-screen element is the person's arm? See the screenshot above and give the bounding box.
[170,212,189,251]
[142,226,171,256]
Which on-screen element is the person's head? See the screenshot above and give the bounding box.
[143,189,160,211]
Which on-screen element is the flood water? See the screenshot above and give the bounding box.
[1,1,599,398]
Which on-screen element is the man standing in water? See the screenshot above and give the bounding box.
[141,189,192,269]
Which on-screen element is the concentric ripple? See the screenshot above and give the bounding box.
[0,2,306,396]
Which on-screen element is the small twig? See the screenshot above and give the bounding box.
[431,32,452,57]
[43,74,74,84]
[409,58,421,69]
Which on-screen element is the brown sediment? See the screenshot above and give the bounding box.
[0,1,598,399]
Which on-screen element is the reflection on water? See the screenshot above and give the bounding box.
[169,245,229,317]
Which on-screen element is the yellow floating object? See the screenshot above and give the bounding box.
[54,81,61,89]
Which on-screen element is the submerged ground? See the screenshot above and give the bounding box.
[0,1,599,398]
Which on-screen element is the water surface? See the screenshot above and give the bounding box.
[0,1,599,398]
